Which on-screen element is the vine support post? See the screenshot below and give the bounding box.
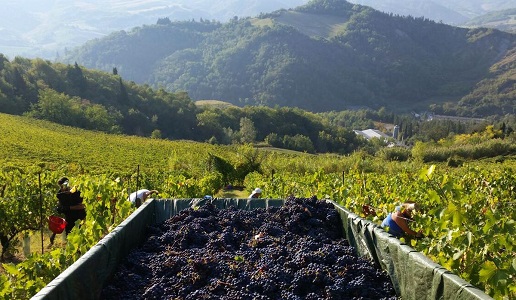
[136,165,140,192]
[39,173,44,254]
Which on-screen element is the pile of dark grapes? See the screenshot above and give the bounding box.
[101,196,398,299]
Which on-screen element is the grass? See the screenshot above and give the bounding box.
[194,99,237,109]
[250,18,274,28]
[1,228,66,275]
[250,11,350,39]
[274,11,349,39]
[217,189,249,199]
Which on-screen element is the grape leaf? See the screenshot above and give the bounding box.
[479,261,497,282]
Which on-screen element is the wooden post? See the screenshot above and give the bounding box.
[23,234,31,257]
[136,165,140,192]
[39,173,44,253]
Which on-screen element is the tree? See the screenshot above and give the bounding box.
[151,129,162,139]
[27,88,75,124]
[234,144,264,182]
[66,62,87,94]
[117,78,129,103]
[239,117,256,143]
[282,134,315,153]
[157,17,172,25]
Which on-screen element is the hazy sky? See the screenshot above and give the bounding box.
[1,0,514,60]
[0,0,308,59]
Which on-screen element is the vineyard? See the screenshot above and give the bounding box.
[0,113,515,299]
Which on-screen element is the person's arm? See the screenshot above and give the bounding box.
[146,190,159,197]
[69,203,85,210]
[70,191,85,210]
[141,190,159,201]
[393,212,420,236]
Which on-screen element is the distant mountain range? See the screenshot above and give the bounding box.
[0,0,308,59]
[1,0,515,60]
[348,0,516,27]
[60,0,516,116]
[462,8,516,33]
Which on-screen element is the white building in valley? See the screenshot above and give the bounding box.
[353,129,390,140]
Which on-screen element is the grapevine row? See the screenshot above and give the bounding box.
[0,161,514,298]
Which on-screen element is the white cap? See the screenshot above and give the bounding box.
[253,188,262,194]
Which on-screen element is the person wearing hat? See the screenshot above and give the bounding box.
[248,188,262,199]
[381,201,423,238]
[128,189,159,208]
[55,177,86,235]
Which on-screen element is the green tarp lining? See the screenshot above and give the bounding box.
[31,199,492,300]
[332,203,492,300]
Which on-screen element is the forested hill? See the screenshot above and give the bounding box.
[60,0,515,116]
[0,55,368,154]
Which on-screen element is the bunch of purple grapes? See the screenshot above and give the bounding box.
[101,196,398,299]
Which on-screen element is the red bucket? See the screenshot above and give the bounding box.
[48,215,67,234]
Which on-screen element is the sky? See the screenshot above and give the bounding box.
[0,0,308,59]
[1,0,514,60]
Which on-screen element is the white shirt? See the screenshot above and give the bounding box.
[128,189,150,204]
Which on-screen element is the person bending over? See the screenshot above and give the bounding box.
[381,201,423,238]
[128,189,159,207]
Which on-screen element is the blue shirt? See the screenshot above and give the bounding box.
[381,213,405,237]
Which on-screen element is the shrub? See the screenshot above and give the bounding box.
[377,147,411,161]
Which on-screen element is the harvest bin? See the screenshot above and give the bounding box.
[32,198,492,300]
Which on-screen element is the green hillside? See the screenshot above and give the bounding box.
[0,113,222,173]
[60,0,516,116]
[0,112,347,177]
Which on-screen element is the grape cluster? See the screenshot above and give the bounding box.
[101,196,398,299]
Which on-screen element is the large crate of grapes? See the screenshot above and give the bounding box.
[32,198,492,300]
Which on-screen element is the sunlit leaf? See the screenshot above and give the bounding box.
[483,210,497,234]
[453,249,464,260]
[452,210,463,227]
[419,165,435,181]
[479,261,497,282]
[428,190,440,204]
[2,263,20,276]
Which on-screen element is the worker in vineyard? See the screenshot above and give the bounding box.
[55,177,87,235]
[128,189,159,208]
[248,188,262,198]
[381,201,423,238]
